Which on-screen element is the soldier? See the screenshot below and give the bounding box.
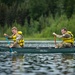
[4,27,24,48]
[53,28,74,48]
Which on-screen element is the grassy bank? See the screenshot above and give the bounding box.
[0,37,61,41]
[0,37,54,41]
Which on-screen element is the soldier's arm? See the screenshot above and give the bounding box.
[53,32,63,38]
[62,34,71,38]
[4,33,12,39]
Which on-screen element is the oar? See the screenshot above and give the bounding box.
[54,35,56,45]
[5,37,13,53]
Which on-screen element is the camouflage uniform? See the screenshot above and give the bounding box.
[8,31,24,48]
[55,31,74,48]
[12,34,24,48]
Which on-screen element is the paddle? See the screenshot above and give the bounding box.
[54,35,56,45]
[5,37,14,53]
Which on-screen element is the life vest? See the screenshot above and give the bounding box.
[12,31,24,47]
[62,31,74,44]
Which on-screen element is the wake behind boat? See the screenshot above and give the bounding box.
[0,46,75,53]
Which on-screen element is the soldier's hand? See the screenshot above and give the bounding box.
[4,33,8,36]
[9,44,13,48]
[53,32,57,36]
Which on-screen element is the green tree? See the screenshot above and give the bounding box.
[29,0,47,20]
[46,0,58,19]
[0,3,7,27]
[63,0,75,19]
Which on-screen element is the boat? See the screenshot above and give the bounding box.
[0,46,75,53]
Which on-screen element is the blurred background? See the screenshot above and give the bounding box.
[0,0,75,40]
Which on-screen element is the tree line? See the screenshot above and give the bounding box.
[0,0,75,37]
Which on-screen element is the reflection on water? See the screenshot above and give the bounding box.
[0,52,75,75]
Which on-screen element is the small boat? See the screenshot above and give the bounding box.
[0,46,75,53]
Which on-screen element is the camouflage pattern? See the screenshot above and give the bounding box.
[55,42,73,48]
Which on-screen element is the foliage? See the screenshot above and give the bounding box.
[0,0,75,39]
[1,15,75,39]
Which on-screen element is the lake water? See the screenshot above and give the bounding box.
[0,41,75,75]
[0,53,75,75]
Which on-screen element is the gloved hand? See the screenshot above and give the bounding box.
[53,32,57,36]
[4,33,8,37]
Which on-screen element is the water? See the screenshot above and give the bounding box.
[0,41,75,75]
[0,41,75,47]
[0,53,75,75]
[0,41,60,47]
